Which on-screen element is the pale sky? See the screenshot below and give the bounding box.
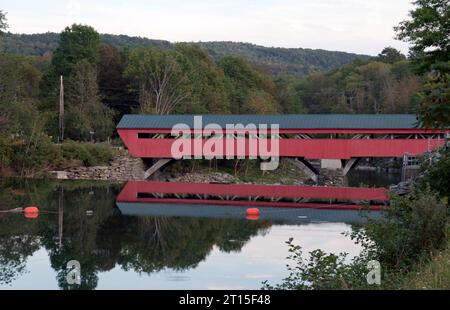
[2,0,414,55]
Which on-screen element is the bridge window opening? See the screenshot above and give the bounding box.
[138,133,152,139]
[137,133,166,139]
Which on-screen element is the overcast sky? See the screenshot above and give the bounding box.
[2,0,414,55]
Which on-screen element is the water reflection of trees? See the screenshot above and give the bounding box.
[0,180,43,286]
[0,234,40,286]
[0,180,272,290]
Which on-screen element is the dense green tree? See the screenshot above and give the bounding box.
[395,0,450,127]
[395,0,449,75]
[274,76,307,114]
[37,25,114,141]
[51,24,100,77]
[174,43,230,114]
[377,47,406,64]
[0,53,42,103]
[97,44,131,114]
[416,75,450,128]
[64,59,114,141]
[219,56,278,114]
[40,25,101,109]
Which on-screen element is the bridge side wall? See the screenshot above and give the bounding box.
[118,129,445,160]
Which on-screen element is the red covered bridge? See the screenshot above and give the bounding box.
[117,114,448,181]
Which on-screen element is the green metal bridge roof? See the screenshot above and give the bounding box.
[117,114,420,129]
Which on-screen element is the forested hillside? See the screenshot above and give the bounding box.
[199,41,370,77]
[2,32,369,77]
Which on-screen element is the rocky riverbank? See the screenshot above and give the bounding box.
[59,155,146,181]
[166,172,239,184]
[53,154,347,187]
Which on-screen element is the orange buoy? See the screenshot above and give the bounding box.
[246,208,260,221]
[24,206,39,219]
[246,208,260,216]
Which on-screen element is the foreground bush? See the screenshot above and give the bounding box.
[401,226,450,290]
[57,141,115,167]
[357,188,448,271]
[418,148,450,201]
[264,187,449,290]
[262,239,369,290]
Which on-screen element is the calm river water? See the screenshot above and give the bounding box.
[0,171,399,290]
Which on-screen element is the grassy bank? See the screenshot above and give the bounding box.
[401,226,450,290]
[0,139,120,178]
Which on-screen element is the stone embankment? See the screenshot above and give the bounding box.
[166,172,239,184]
[58,155,146,181]
[53,154,346,186]
[317,169,345,187]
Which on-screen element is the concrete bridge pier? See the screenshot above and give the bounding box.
[321,159,343,170]
[321,158,360,176]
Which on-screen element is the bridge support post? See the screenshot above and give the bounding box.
[286,158,319,183]
[144,159,173,180]
[342,158,360,176]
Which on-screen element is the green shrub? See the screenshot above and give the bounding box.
[418,149,450,200]
[355,187,448,270]
[82,143,114,166]
[59,141,114,166]
[262,238,369,290]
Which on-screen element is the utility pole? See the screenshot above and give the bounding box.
[58,186,64,249]
[59,75,64,143]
